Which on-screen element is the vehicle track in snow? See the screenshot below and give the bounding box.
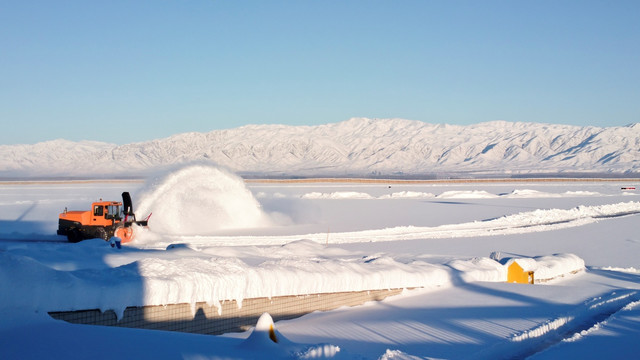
[471,290,640,360]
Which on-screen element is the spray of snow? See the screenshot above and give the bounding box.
[135,164,271,236]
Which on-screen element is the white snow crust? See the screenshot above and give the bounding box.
[1,167,639,359]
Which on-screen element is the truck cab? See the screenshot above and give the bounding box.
[91,201,123,224]
[57,192,148,243]
[58,200,123,242]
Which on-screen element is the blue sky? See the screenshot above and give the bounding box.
[1,1,638,145]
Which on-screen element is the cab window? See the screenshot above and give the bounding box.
[94,205,104,216]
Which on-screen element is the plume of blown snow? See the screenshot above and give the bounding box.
[135,164,270,236]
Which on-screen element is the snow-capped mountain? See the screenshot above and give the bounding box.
[1,118,639,178]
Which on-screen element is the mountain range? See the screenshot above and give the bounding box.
[1,118,639,179]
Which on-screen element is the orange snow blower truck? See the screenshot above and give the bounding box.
[57,192,149,243]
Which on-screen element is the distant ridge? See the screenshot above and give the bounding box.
[1,118,639,178]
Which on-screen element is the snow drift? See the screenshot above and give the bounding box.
[0,237,584,319]
[502,254,586,282]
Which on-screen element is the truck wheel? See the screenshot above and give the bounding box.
[67,229,82,243]
[95,227,108,241]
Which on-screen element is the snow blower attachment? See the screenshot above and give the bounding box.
[57,192,150,243]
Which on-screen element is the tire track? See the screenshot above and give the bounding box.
[470,290,640,360]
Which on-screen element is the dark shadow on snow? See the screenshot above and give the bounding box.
[277,268,640,360]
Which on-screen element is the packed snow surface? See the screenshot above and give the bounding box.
[1,168,639,359]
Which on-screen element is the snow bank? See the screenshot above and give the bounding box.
[502,189,601,198]
[448,257,508,282]
[0,249,144,315]
[501,254,585,283]
[300,190,498,200]
[0,240,586,319]
[0,240,451,317]
[490,202,640,229]
[296,189,607,201]
[378,191,435,199]
[436,190,498,199]
[504,189,560,198]
[564,191,600,197]
[449,254,584,284]
[135,164,271,236]
[301,191,374,200]
[532,254,585,282]
[596,266,640,274]
[139,245,451,313]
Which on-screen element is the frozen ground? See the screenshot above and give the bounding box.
[1,165,639,359]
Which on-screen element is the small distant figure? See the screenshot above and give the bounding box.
[110,236,122,249]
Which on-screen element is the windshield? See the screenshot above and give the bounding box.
[106,205,121,220]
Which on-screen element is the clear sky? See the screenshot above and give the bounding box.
[1,0,639,145]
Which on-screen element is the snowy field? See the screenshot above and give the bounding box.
[1,165,639,359]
